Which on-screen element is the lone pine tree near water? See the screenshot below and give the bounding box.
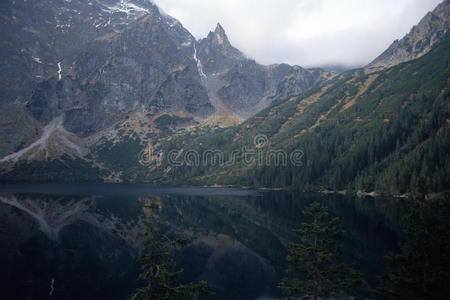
[129,202,212,300]
[279,202,366,300]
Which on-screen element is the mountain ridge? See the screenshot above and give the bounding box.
[140,35,450,194]
[0,0,331,160]
[0,0,449,194]
[366,0,449,72]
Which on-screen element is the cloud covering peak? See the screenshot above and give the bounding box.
[153,0,443,68]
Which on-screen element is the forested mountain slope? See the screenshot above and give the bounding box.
[2,35,449,194]
[144,36,450,194]
[1,1,449,196]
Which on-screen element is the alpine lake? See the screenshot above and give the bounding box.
[0,184,402,300]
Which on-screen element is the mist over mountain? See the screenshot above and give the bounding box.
[0,2,449,300]
[0,0,449,196]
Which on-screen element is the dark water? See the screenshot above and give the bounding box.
[0,184,402,300]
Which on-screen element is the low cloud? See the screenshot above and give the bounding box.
[153,0,442,68]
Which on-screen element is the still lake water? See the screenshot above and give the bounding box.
[0,184,402,300]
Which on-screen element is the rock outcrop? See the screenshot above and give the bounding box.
[0,0,330,161]
[366,0,449,72]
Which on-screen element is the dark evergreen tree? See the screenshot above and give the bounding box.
[279,202,366,300]
[375,187,450,300]
[129,202,212,300]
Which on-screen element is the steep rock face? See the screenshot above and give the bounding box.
[0,103,40,158]
[197,24,332,118]
[197,23,246,74]
[0,1,330,167]
[0,0,213,137]
[366,0,449,72]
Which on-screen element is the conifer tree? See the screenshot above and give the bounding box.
[279,202,366,300]
[375,186,450,300]
[130,202,212,300]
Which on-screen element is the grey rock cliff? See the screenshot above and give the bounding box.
[1,0,213,132]
[197,24,331,118]
[0,1,329,162]
[366,0,449,72]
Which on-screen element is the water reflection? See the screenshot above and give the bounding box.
[0,195,91,241]
[0,185,401,300]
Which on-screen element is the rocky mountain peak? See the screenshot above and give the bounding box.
[215,22,225,33]
[0,0,330,164]
[366,0,449,73]
[198,23,245,71]
[213,23,228,44]
[195,22,330,120]
[205,22,235,50]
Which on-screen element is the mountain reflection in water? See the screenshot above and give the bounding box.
[0,184,401,300]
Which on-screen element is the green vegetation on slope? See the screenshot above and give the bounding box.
[1,38,448,194]
[279,202,366,299]
[375,189,450,299]
[148,36,450,194]
[0,155,102,183]
[130,201,212,300]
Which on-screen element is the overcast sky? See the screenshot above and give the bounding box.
[152,0,442,68]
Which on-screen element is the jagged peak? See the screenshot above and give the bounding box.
[215,23,226,35]
[198,22,246,62]
[206,22,231,46]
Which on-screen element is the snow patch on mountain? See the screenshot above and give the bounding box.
[32,56,43,64]
[164,15,182,28]
[104,0,150,16]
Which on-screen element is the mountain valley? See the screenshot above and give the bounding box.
[0,0,449,196]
